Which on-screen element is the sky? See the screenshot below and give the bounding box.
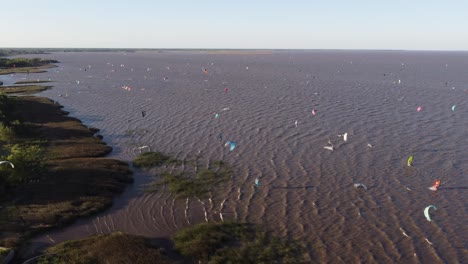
[1,0,466,50]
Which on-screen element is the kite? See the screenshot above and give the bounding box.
[255,178,261,186]
[0,161,14,168]
[353,183,367,190]
[225,141,236,151]
[417,106,422,112]
[324,140,334,151]
[451,105,456,112]
[343,133,348,142]
[424,205,437,221]
[312,109,317,116]
[407,155,413,166]
[324,145,334,151]
[428,179,441,191]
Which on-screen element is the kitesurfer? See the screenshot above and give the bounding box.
[141,111,146,118]
[255,178,261,187]
[431,179,441,191]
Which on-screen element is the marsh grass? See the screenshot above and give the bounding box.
[37,232,174,264]
[0,85,52,94]
[132,152,173,168]
[14,80,52,84]
[173,222,307,263]
[0,96,132,249]
[146,159,232,199]
[0,64,57,75]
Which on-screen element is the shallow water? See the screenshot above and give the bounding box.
[7,50,467,263]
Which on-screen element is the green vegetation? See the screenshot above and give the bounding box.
[174,222,307,264]
[0,84,52,94]
[147,160,232,199]
[34,222,307,264]
[0,94,132,250]
[0,247,13,264]
[0,123,15,142]
[0,57,58,75]
[0,64,56,75]
[0,58,58,68]
[132,151,174,168]
[37,232,174,264]
[14,79,52,84]
[0,49,48,57]
[0,144,45,187]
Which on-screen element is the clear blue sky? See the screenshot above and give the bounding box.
[1,0,466,50]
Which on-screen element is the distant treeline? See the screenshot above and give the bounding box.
[0,49,48,57]
[0,58,58,68]
[0,48,139,57]
[0,48,278,58]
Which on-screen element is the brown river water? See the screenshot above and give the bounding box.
[6,50,467,263]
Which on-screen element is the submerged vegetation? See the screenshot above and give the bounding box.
[146,159,232,199]
[174,222,307,263]
[132,151,176,168]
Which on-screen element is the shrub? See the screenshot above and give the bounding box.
[0,93,15,126]
[0,123,15,143]
[2,144,44,185]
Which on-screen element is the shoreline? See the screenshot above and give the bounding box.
[0,61,135,262]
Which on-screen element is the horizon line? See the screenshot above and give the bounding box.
[1,47,468,53]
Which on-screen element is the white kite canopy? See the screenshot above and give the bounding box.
[343,133,348,142]
[0,161,14,168]
[424,205,437,221]
[353,183,367,190]
[324,145,334,151]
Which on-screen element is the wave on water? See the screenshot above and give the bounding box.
[16,50,467,263]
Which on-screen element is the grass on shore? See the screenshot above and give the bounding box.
[37,232,175,264]
[14,79,52,84]
[0,58,58,75]
[0,96,132,249]
[0,85,52,94]
[34,222,307,264]
[173,222,307,263]
[0,64,57,75]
